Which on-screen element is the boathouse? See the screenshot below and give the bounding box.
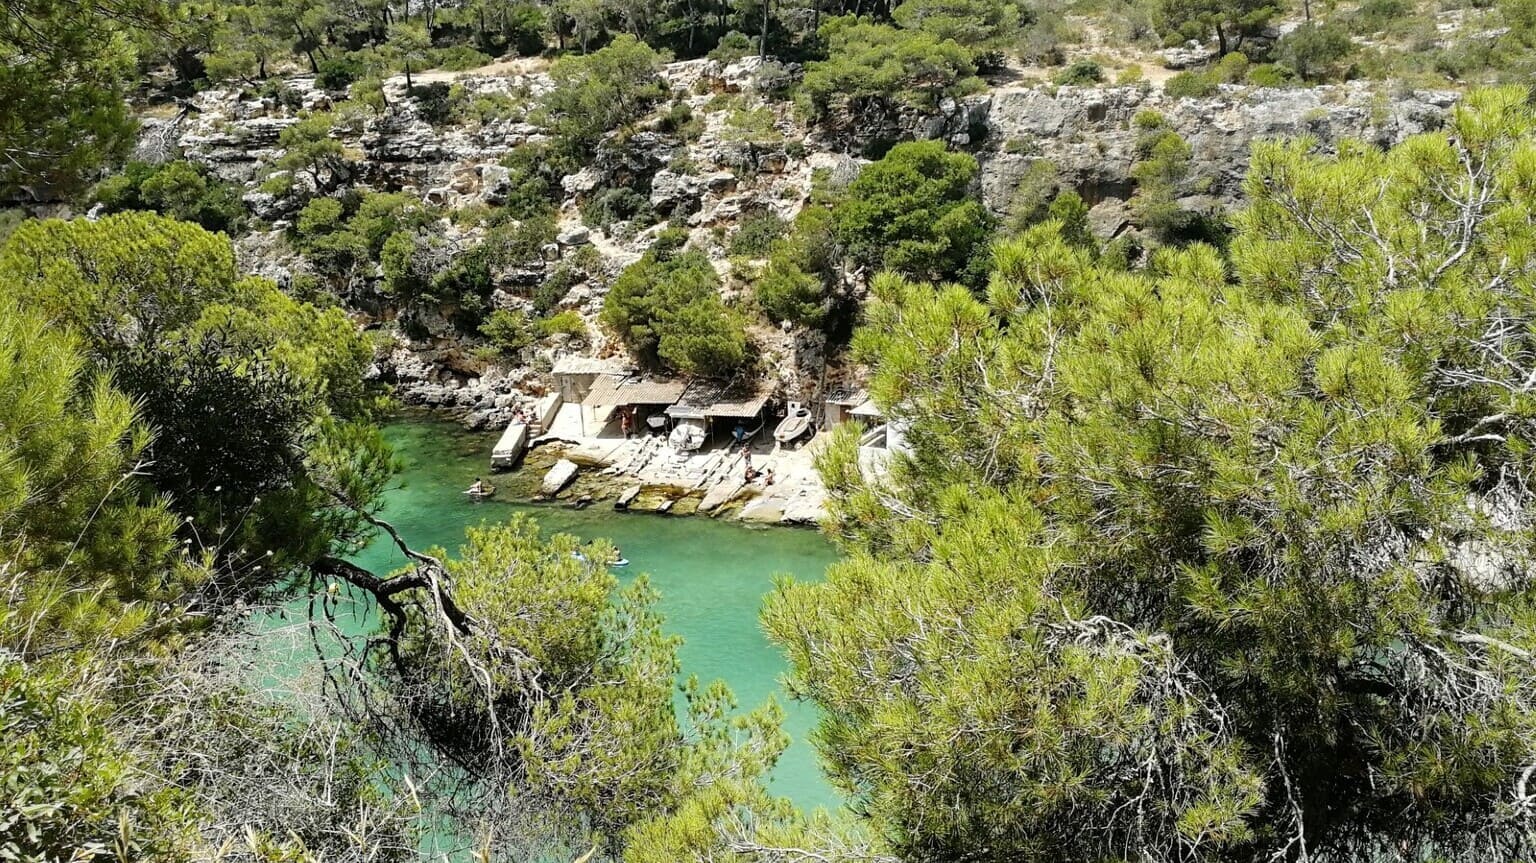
[551,355,632,405]
[579,374,690,435]
[664,379,775,446]
[823,387,881,427]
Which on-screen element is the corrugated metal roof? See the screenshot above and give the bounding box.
[666,379,774,419]
[552,355,632,376]
[825,387,869,406]
[582,374,689,406]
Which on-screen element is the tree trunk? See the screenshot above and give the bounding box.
[760,0,769,59]
[1215,21,1229,55]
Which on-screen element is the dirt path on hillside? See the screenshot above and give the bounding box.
[986,18,1183,93]
[399,55,552,86]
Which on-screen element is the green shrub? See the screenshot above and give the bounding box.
[1214,50,1250,83]
[752,61,796,98]
[454,90,523,127]
[499,144,564,219]
[539,35,668,157]
[533,263,583,314]
[291,191,440,287]
[1352,0,1412,32]
[657,100,702,138]
[1047,190,1094,249]
[432,246,495,309]
[581,187,652,229]
[1004,159,1061,232]
[833,140,993,286]
[295,196,346,242]
[729,212,787,257]
[485,214,557,268]
[710,30,755,62]
[753,206,843,330]
[1099,233,1142,270]
[350,192,438,256]
[256,77,305,110]
[1130,124,1195,241]
[1133,110,1167,131]
[1018,9,1079,65]
[409,82,455,125]
[315,56,363,91]
[1277,22,1356,81]
[798,17,980,121]
[499,2,547,56]
[90,160,244,234]
[381,230,432,299]
[433,46,492,71]
[1246,63,1295,87]
[536,309,587,338]
[755,255,826,327]
[480,308,534,356]
[601,243,746,375]
[1053,59,1103,85]
[1163,70,1219,99]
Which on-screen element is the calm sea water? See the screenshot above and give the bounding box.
[345,417,843,812]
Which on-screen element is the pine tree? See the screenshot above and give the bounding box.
[765,87,1536,863]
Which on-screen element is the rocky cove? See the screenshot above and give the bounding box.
[131,56,1459,492]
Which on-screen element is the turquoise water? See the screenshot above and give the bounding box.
[348,417,842,812]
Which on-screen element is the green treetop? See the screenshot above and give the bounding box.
[602,232,749,375]
[0,211,389,601]
[833,140,992,286]
[540,34,669,160]
[0,0,157,198]
[798,16,980,126]
[765,87,1536,863]
[1158,0,1281,56]
[890,0,1023,58]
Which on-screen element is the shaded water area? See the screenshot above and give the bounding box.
[341,416,843,813]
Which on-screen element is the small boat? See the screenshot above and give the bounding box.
[774,402,814,444]
[463,485,496,501]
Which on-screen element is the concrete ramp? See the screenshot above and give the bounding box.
[491,422,529,469]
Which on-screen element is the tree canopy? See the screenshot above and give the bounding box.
[539,34,668,159]
[765,86,1536,862]
[1157,0,1280,56]
[0,212,387,599]
[798,16,980,124]
[601,232,748,375]
[832,140,992,286]
[0,0,155,198]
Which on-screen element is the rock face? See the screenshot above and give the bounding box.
[976,83,1455,215]
[139,60,1458,433]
